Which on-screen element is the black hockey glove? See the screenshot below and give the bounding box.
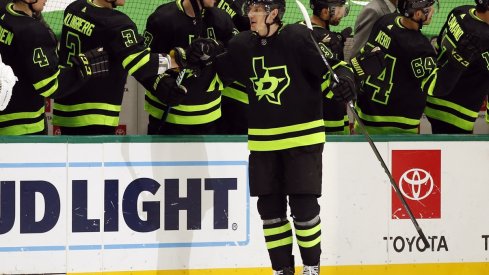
[186,38,225,67]
[331,66,357,103]
[153,73,187,107]
[350,46,386,81]
[71,47,109,79]
[450,33,481,68]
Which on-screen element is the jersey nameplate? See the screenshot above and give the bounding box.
[64,13,95,37]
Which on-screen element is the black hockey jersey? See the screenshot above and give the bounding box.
[143,0,237,126]
[54,0,161,129]
[216,24,346,151]
[0,3,82,135]
[216,0,250,31]
[424,6,489,133]
[309,22,349,135]
[354,13,436,134]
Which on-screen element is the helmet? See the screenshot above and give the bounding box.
[398,0,435,17]
[310,0,349,18]
[245,0,286,21]
[475,0,489,10]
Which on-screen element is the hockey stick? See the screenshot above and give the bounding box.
[295,0,430,248]
[161,0,204,124]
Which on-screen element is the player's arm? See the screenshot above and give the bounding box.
[21,30,107,100]
[0,54,17,111]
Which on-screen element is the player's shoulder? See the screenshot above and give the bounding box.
[147,1,178,22]
[280,23,310,38]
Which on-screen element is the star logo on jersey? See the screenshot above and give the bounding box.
[250,57,290,105]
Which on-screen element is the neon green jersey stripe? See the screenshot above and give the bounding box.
[53,114,119,127]
[266,236,293,250]
[427,96,478,118]
[33,69,60,90]
[295,224,321,237]
[356,106,420,126]
[172,97,221,112]
[424,106,474,131]
[122,49,147,69]
[249,120,324,136]
[353,122,418,134]
[166,108,221,125]
[297,236,321,248]
[0,107,45,123]
[53,102,121,112]
[263,222,291,237]
[0,120,45,135]
[128,52,150,76]
[222,86,249,104]
[248,132,325,151]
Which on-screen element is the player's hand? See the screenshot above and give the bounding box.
[331,66,357,103]
[71,47,109,79]
[350,46,385,81]
[154,73,187,107]
[186,38,225,67]
[450,33,480,68]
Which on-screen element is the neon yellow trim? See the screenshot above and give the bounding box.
[263,222,291,237]
[266,236,293,249]
[172,97,221,112]
[53,102,121,112]
[353,121,418,134]
[0,107,45,123]
[0,120,45,135]
[33,70,60,90]
[426,96,478,118]
[52,114,119,127]
[222,87,249,104]
[356,106,419,126]
[166,108,221,125]
[248,132,325,151]
[424,107,474,131]
[324,119,347,128]
[422,68,438,96]
[297,235,321,248]
[128,52,150,76]
[295,223,321,237]
[248,120,324,136]
[122,49,149,74]
[66,262,489,275]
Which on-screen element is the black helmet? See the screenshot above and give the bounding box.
[475,0,489,10]
[245,0,286,20]
[398,0,435,17]
[310,0,349,18]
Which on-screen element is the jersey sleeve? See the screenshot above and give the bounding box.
[19,25,81,99]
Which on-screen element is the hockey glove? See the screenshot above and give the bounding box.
[71,47,109,79]
[186,38,225,67]
[0,54,17,111]
[331,66,357,103]
[154,73,187,107]
[450,33,481,68]
[350,46,386,81]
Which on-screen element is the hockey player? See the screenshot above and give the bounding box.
[308,0,351,134]
[0,53,17,111]
[216,0,250,31]
[424,0,489,133]
[53,0,188,135]
[0,0,108,135]
[143,0,238,135]
[207,0,357,273]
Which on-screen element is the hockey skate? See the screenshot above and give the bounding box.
[302,264,320,275]
[273,266,295,274]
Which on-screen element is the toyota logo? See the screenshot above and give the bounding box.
[399,168,434,201]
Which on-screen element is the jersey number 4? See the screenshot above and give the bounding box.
[365,55,396,105]
[33,48,49,67]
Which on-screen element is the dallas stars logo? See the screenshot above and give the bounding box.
[250,57,290,105]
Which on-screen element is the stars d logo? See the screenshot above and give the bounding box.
[250,57,290,105]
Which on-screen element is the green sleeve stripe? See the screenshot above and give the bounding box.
[248,132,325,151]
[40,79,59,97]
[166,108,221,125]
[324,119,348,128]
[295,223,321,237]
[426,96,478,118]
[128,52,151,76]
[53,102,121,112]
[144,100,165,120]
[33,69,60,90]
[266,237,293,250]
[249,120,324,136]
[0,107,45,123]
[422,68,438,96]
[263,222,292,236]
[297,236,321,248]
[222,86,249,104]
[122,49,147,68]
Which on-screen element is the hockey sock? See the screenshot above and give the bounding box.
[263,218,294,270]
[294,216,321,266]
